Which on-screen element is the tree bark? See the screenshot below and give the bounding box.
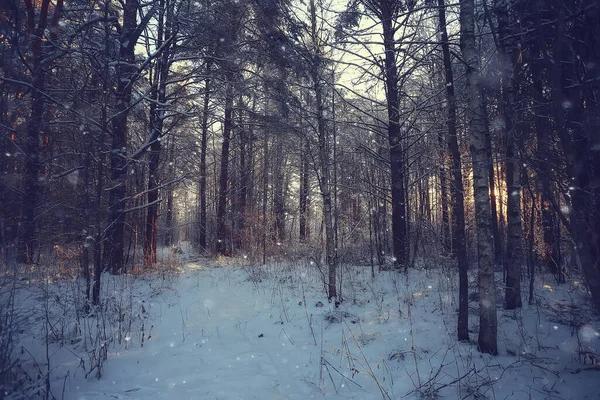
[144,0,171,265]
[380,0,408,270]
[104,0,142,274]
[216,72,234,255]
[460,0,498,355]
[199,66,211,251]
[18,0,64,263]
[310,0,336,300]
[494,0,523,309]
[273,133,286,243]
[438,0,469,342]
[299,137,310,241]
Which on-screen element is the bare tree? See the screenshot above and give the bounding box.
[459,0,497,355]
[493,0,523,309]
[437,0,469,341]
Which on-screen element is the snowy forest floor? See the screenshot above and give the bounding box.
[4,244,600,400]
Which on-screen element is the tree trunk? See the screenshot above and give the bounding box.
[103,0,140,274]
[299,137,310,241]
[237,97,248,250]
[438,0,469,342]
[494,0,523,309]
[216,72,234,256]
[483,96,502,267]
[438,132,451,257]
[262,98,269,264]
[92,11,111,305]
[144,0,170,265]
[460,0,498,355]
[380,2,408,271]
[18,0,64,263]
[273,133,286,243]
[310,0,336,300]
[199,68,211,251]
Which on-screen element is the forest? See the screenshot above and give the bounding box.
[1,0,600,398]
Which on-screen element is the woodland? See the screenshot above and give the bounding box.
[1,0,600,398]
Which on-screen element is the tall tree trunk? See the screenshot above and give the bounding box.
[199,66,211,251]
[18,0,64,263]
[438,0,469,342]
[299,137,310,241]
[273,134,286,243]
[380,1,408,270]
[103,0,141,274]
[438,131,451,257]
[483,96,502,266]
[163,141,175,246]
[216,72,234,255]
[310,0,336,300]
[262,99,269,264]
[460,0,498,355]
[81,148,92,307]
[144,0,170,265]
[494,0,523,309]
[237,97,248,250]
[92,11,111,306]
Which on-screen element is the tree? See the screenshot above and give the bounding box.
[493,0,523,309]
[17,0,65,263]
[103,0,156,274]
[308,0,337,300]
[437,0,469,341]
[335,0,413,270]
[144,0,178,265]
[459,0,497,355]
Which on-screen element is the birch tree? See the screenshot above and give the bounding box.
[459,0,497,355]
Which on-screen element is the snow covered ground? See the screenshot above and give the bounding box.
[5,254,600,399]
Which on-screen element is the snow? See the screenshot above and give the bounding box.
[5,251,600,399]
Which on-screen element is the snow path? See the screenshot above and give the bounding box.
[67,265,333,400]
[56,262,600,400]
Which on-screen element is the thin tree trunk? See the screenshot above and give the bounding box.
[438,0,469,342]
[460,0,498,355]
[104,0,141,274]
[199,66,211,251]
[237,98,248,250]
[380,2,408,270]
[310,0,336,300]
[262,99,269,264]
[438,139,451,257]
[273,134,286,243]
[81,148,92,307]
[483,97,502,267]
[216,71,234,256]
[494,0,523,309]
[299,137,310,241]
[92,9,111,306]
[164,145,175,246]
[144,0,170,265]
[18,0,64,263]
